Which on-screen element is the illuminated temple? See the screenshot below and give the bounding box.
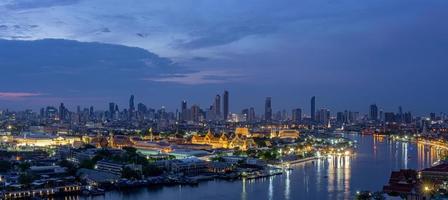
[191,129,256,151]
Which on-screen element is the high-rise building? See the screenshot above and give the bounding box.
[430,113,436,121]
[223,90,229,121]
[369,104,378,121]
[109,102,115,119]
[265,97,272,121]
[292,108,302,123]
[89,106,94,119]
[404,112,412,124]
[129,95,135,112]
[128,95,134,120]
[191,105,201,122]
[317,108,330,125]
[214,95,221,119]
[249,107,256,122]
[59,103,67,121]
[311,96,316,122]
[46,106,58,120]
[384,112,395,123]
[336,112,344,123]
[241,109,249,122]
[181,100,187,121]
[398,106,403,123]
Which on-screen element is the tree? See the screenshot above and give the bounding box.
[123,147,137,155]
[79,159,95,169]
[18,173,34,187]
[58,159,77,175]
[372,192,386,200]
[355,191,372,200]
[121,167,141,179]
[0,160,11,173]
[17,162,30,172]
[143,165,163,177]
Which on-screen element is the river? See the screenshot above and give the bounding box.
[80,134,447,200]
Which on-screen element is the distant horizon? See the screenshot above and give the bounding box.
[0,91,445,117]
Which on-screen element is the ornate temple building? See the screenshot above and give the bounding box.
[270,129,300,139]
[191,129,256,151]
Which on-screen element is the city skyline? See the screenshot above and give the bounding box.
[1,92,445,119]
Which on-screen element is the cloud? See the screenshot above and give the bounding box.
[144,70,244,85]
[5,0,81,10]
[175,23,278,49]
[0,92,42,99]
[0,38,191,96]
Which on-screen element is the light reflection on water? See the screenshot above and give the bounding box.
[82,134,448,200]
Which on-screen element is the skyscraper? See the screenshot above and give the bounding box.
[129,95,135,111]
[129,95,135,120]
[311,96,316,122]
[265,97,272,121]
[59,103,67,121]
[214,95,221,118]
[292,108,302,123]
[369,104,378,121]
[109,102,115,119]
[249,107,256,122]
[223,90,229,121]
[181,100,187,121]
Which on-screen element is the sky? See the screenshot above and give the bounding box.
[0,0,447,115]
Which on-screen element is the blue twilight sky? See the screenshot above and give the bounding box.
[0,0,447,115]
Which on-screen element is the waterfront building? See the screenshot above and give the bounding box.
[170,157,209,176]
[96,160,142,176]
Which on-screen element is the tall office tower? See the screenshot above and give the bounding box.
[317,109,330,125]
[292,108,302,123]
[369,104,378,121]
[404,112,413,124]
[129,95,135,120]
[59,103,66,121]
[129,95,135,111]
[109,102,115,119]
[241,109,249,122]
[40,108,45,118]
[181,100,187,121]
[384,112,396,123]
[223,90,229,121]
[311,96,316,122]
[249,107,256,122]
[89,106,94,117]
[430,113,436,121]
[379,109,384,122]
[265,97,272,121]
[398,106,403,123]
[191,105,201,122]
[46,106,58,120]
[214,95,221,118]
[336,112,344,123]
